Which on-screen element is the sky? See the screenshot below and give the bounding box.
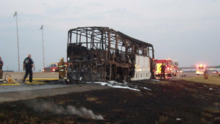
[0,0,220,72]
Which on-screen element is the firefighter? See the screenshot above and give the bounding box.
[0,57,4,81]
[58,58,66,79]
[160,63,166,80]
[23,54,35,83]
[204,69,209,81]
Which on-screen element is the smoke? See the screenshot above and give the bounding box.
[26,99,104,120]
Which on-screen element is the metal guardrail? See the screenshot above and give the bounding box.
[2,70,14,72]
[179,65,220,69]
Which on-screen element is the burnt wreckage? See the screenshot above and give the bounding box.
[67,27,155,83]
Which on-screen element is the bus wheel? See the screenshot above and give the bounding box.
[127,76,131,83]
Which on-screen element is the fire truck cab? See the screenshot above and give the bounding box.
[42,62,67,72]
[154,58,178,77]
[196,64,206,75]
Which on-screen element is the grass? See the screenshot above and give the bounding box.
[204,107,220,114]
[183,75,220,85]
[155,116,168,124]
[86,97,98,102]
[214,102,220,106]
[152,80,171,85]
[201,106,220,123]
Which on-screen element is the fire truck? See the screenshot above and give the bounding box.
[154,58,178,77]
[42,62,67,72]
[196,64,206,75]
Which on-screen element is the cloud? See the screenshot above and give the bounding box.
[0,0,220,71]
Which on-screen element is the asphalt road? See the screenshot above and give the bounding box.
[155,72,217,80]
[0,71,216,103]
[3,71,215,81]
[0,84,108,103]
[1,72,208,91]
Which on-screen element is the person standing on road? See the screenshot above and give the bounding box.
[160,63,166,80]
[204,69,209,81]
[0,57,4,81]
[58,58,66,80]
[23,54,35,83]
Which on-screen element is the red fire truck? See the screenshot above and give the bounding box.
[154,58,178,77]
[42,62,67,72]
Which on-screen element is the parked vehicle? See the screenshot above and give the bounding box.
[154,58,178,77]
[42,62,67,72]
[196,64,206,75]
[212,71,219,74]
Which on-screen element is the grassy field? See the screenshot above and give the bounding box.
[184,75,220,85]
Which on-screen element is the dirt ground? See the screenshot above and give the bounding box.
[0,80,220,124]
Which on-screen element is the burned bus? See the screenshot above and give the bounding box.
[67,27,155,83]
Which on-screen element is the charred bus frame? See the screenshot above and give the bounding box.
[67,27,155,83]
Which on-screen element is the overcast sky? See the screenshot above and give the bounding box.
[0,0,220,71]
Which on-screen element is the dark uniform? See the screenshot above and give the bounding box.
[23,57,34,82]
[0,59,3,80]
[160,64,166,79]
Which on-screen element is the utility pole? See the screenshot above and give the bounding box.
[14,11,20,72]
[40,25,45,68]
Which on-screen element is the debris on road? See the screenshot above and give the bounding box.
[176,118,181,121]
[151,79,160,82]
[90,82,140,92]
[143,87,152,91]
